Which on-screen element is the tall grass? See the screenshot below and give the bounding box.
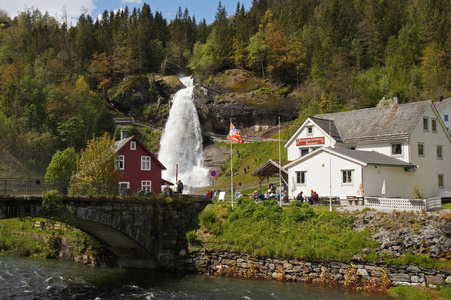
[198,198,376,261]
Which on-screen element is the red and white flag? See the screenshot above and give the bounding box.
[228,123,244,143]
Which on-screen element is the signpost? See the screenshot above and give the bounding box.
[211,170,216,200]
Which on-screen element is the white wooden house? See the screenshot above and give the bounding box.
[284,100,451,200]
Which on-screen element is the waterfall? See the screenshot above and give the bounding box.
[158,77,209,189]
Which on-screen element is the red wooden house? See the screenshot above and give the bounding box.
[113,130,167,195]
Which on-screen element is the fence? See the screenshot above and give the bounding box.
[0,178,155,197]
[364,196,442,212]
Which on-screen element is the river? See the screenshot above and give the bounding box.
[0,256,392,299]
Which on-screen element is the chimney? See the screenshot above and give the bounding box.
[392,92,399,106]
[121,128,128,140]
[439,95,444,102]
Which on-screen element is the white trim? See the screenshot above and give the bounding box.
[116,155,125,170]
[119,181,130,188]
[141,156,151,170]
[141,180,152,192]
[130,141,136,150]
[438,174,444,188]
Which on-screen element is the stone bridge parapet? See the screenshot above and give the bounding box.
[0,195,211,269]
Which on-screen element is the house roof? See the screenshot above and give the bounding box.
[434,97,451,113]
[252,159,288,178]
[114,136,166,170]
[309,117,343,143]
[284,147,417,169]
[315,101,431,143]
[330,148,417,167]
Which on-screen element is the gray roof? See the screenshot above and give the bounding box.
[309,117,343,143]
[331,148,417,167]
[315,101,431,143]
[434,97,451,113]
[113,136,134,152]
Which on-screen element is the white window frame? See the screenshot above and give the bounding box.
[445,114,449,122]
[418,143,424,157]
[141,156,151,170]
[307,126,313,136]
[116,155,125,170]
[119,182,130,189]
[437,145,443,160]
[391,143,402,156]
[141,180,152,192]
[423,117,429,131]
[438,174,444,188]
[342,170,353,185]
[296,171,306,185]
[130,141,136,150]
[431,118,437,133]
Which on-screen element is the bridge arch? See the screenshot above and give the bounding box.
[0,195,210,269]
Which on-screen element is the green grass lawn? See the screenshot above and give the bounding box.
[442,202,451,209]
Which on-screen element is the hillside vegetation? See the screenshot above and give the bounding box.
[0,0,450,176]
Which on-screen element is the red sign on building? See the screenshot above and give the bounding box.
[296,136,325,146]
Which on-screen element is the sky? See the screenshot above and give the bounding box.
[1,0,251,25]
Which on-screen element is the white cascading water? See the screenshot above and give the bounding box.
[158,77,209,190]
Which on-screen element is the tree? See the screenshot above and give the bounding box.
[88,52,111,96]
[45,147,77,194]
[247,31,268,76]
[71,133,120,195]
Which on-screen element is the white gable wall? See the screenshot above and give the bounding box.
[408,105,451,197]
[288,150,363,200]
[286,119,336,161]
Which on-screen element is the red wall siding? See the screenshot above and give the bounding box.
[117,139,163,194]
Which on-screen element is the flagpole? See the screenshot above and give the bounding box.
[278,116,281,207]
[230,118,234,210]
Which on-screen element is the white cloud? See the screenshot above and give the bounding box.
[2,0,96,25]
[121,0,142,4]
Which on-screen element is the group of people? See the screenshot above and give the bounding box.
[250,183,288,202]
[296,190,319,205]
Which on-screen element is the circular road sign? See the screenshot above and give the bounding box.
[210,170,217,177]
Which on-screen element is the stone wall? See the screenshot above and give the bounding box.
[177,251,451,289]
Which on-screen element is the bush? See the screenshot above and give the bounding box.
[387,286,434,299]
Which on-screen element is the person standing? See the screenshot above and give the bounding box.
[177,180,184,194]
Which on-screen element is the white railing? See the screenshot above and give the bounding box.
[364,197,442,212]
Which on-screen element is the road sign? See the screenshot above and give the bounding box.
[210,170,217,177]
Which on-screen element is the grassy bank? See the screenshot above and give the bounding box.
[0,218,106,259]
[191,199,451,271]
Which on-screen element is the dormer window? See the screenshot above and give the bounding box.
[391,143,402,155]
[130,141,136,150]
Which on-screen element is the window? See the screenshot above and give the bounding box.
[438,174,444,188]
[445,115,449,122]
[141,181,152,192]
[391,143,402,155]
[418,143,424,157]
[342,170,353,184]
[141,156,151,170]
[423,117,429,131]
[307,126,313,135]
[130,141,136,150]
[301,149,309,156]
[437,145,443,160]
[119,182,130,189]
[296,171,306,184]
[116,155,124,170]
[432,118,437,132]
[345,146,356,150]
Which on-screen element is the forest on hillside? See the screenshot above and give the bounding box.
[0,0,450,175]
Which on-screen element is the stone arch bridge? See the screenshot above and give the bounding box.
[0,195,211,269]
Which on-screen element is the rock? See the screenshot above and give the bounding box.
[356,269,369,276]
[446,276,451,284]
[426,275,444,286]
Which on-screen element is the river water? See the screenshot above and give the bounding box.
[0,256,392,299]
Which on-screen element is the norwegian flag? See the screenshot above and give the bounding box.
[228,123,244,143]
